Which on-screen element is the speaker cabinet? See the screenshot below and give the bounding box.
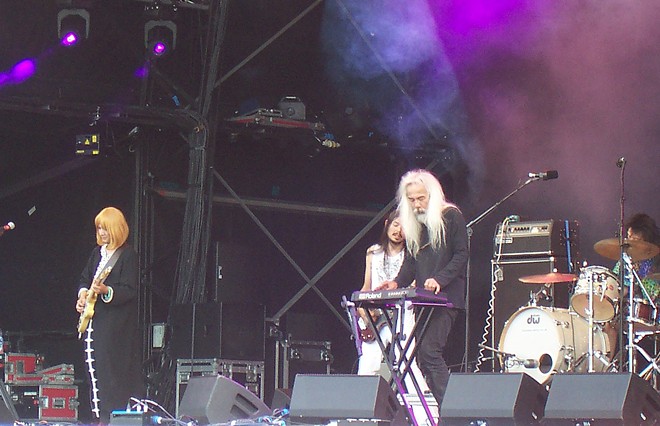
[178,375,271,424]
[491,257,572,351]
[289,375,405,424]
[171,302,265,360]
[270,388,292,411]
[543,373,660,424]
[441,373,548,425]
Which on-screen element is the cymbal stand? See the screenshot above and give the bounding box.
[623,253,658,378]
[634,344,660,380]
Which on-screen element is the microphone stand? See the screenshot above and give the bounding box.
[616,159,628,372]
[464,176,540,372]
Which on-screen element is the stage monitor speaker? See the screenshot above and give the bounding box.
[270,388,292,411]
[178,375,271,424]
[491,257,571,353]
[289,374,406,425]
[543,373,660,424]
[441,373,547,425]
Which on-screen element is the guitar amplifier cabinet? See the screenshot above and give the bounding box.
[489,256,574,366]
[175,358,265,418]
[493,219,579,258]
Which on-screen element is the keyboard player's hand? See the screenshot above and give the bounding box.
[374,280,398,291]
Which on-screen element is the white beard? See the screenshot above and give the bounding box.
[415,211,427,224]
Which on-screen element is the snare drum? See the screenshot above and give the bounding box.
[631,298,660,333]
[499,306,609,384]
[570,266,620,322]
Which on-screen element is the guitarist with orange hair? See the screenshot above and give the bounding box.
[75,207,144,424]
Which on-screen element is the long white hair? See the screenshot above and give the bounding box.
[397,169,458,258]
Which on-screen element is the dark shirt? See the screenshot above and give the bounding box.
[394,207,468,309]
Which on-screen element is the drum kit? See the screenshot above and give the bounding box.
[498,236,660,386]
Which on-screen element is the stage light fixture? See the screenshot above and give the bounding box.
[57,8,90,47]
[144,20,177,58]
[75,133,100,156]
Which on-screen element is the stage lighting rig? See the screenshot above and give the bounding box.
[144,20,177,58]
[57,8,90,47]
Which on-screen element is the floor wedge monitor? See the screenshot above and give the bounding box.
[178,375,270,424]
[289,374,406,425]
[543,373,660,424]
[441,372,548,425]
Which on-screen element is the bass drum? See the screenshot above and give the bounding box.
[498,306,610,384]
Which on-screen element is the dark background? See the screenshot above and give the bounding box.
[0,0,659,422]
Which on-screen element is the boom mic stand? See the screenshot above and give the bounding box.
[615,157,629,371]
[464,175,542,372]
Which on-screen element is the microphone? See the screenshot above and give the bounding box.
[522,359,539,368]
[0,222,15,236]
[616,157,626,168]
[528,170,559,180]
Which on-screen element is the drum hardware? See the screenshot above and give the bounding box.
[631,344,660,380]
[529,284,553,306]
[619,252,660,381]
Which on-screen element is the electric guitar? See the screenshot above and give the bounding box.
[77,267,112,337]
[358,308,385,342]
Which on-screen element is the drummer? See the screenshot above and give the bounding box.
[603,213,660,357]
[612,213,660,302]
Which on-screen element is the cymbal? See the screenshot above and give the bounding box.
[519,272,578,284]
[594,238,660,262]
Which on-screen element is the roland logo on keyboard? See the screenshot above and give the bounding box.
[361,292,383,300]
[360,289,407,300]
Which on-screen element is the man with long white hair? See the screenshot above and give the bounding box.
[377,169,468,413]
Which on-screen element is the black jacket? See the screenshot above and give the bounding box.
[394,207,468,309]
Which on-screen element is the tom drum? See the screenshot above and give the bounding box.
[570,265,620,322]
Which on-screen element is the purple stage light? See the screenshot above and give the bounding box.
[152,42,168,56]
[0,58,36,87]
[61,31,79,46]
[11,59,36,82]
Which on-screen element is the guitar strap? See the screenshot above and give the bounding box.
[97,245,125,279]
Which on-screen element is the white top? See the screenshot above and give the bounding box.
[370,245,405,287]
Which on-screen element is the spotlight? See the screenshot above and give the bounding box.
[57,8,90,47]
[144,20,177,58]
